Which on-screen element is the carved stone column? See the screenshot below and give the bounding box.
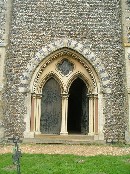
[88,94,98,135]
[88,94,94,135]
[35,94,42,134]
[94,94,98,134]
[31,93,42,134]
[30,94,36,132]
[60,93,69,135]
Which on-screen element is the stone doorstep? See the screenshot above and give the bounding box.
[24,140,94,145]
[22,134,98,144]
[22,138,105,145]
[34,134,94,140]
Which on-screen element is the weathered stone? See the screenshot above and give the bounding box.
[0,0,129,142]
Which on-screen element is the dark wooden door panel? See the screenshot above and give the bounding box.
[40,78,61,134]
[81,86,89,134]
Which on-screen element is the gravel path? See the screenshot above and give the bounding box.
[0,144,130,156]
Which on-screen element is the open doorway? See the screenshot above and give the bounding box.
[67,78,89,134]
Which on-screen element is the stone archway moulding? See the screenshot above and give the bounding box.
[32,48,97,94]
[19,38,111,94]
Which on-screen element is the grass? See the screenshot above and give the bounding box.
[0,153,130,174]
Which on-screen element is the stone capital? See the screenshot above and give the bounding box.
[61,93,69,99]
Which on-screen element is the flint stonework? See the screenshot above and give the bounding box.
[0,0,129,142]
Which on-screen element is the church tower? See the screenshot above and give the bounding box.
[0,0,129,143]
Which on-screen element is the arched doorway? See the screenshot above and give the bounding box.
[28,47,101,139]
[67,78,89,135]
[40,77,62,134]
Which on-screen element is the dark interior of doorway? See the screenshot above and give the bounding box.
[68,78,86,134]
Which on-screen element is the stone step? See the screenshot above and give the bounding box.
[35,134,94,140]
[23,134,97,144]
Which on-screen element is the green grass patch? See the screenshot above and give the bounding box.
[0,153,130,174]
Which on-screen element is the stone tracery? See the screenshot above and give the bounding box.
[56,58,74,76]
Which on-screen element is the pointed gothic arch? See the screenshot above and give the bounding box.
[30,47,98,94]
[20,38,111,94]
[37,72,64,94]
[66,72,95,94]
[23,39,110,140]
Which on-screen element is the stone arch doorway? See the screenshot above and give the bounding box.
[27,47,103,140]
[67,78,89,135]
[40,77,62,134]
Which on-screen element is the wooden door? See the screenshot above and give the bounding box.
[40,78,62,134]
[81,86,89,134]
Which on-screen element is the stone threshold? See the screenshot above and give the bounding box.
[22,134,105,144]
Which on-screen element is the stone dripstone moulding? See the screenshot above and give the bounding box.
[20,39,111,94]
